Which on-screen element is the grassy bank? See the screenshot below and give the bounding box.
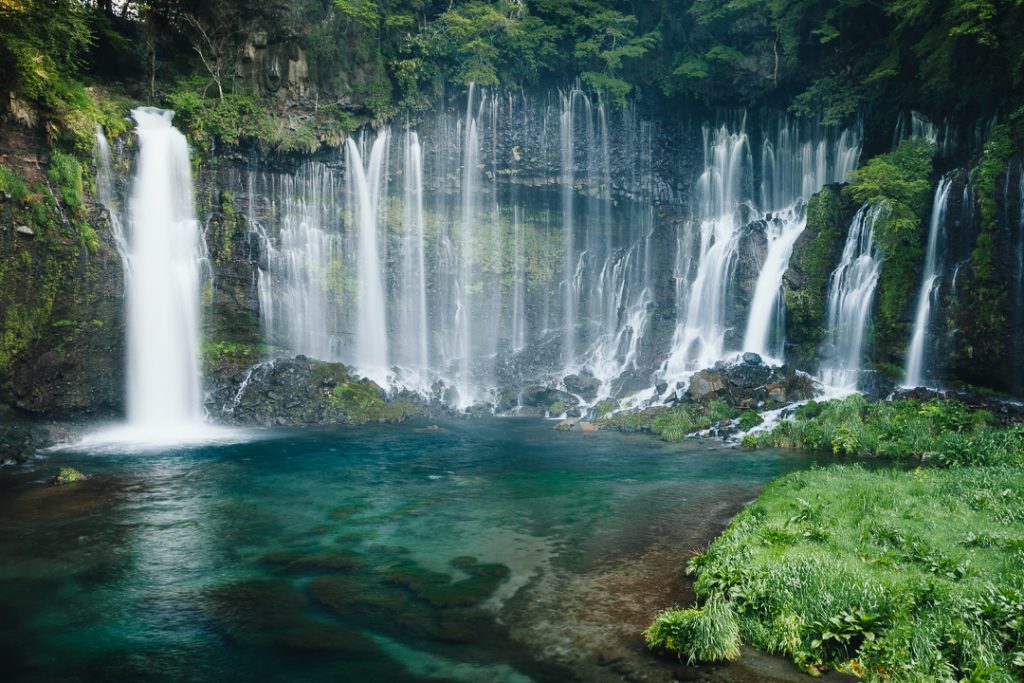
[744,394,1024,466]
[647,396,1024,681]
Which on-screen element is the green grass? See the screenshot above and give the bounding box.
[744,395,1023,465]
[657,464,1024,680]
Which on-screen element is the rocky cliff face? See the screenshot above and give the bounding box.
[0,117,125,420]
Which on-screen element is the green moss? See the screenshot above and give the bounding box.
[0,168,81,377]
[0,164,30,200]
[53,466,86,485]
[601,401,738,442]
[953,124,1020,376]
[549,400,567,415]
[844,139,935,355]
[785,187,847,358]
[47,151,84,213]
[324,381,418,423]
[164,84,365,156]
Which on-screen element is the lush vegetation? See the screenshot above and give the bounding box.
[599,400,739,441]
[844,138,935,356]
[0,163,98,377]
[745,394,1024,465]
[6,1,1024,149]
[952,116,1024,382]
[784,186,850,365]
[649,462,1024,680]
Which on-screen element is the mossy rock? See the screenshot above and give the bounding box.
[52,466,88,485]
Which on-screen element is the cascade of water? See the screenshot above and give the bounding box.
[661,122,752,380]
[347,131,391,383]
[742,205,807,360]
[273,164,341,360]
[510,205,527,352]
[125,108,205,427]
[399,131,430,373]
[93,127,128,260]
[560,89,582,368]
[904,174,954,388]
[820,205,884,390]
[455,85,480,407]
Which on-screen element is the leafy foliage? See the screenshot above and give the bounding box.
[747,394,1024,465]
[844,139,934,354]
[658,462,1024,679]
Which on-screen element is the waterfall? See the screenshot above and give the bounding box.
[820,205,884,390]
[125,108,205,428]
[456,85,480,407]
[662,122,751,379]
[93,127,127,261]
[560,89,580,368]
[510,205,527,352]
[742,205,806,360]
[904,174,954,388]
[274,164,341,360]
[660,114,862,392]
[347,132,391,383]
[243,93,864,411]
[396,131,429,375]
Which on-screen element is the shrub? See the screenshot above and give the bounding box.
[48,151,84,212]
[645,597,741,663]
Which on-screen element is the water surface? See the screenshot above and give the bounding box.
[0,419,834,682]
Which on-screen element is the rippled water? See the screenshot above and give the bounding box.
[0,419,833,682]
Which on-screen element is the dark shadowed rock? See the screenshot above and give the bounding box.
[686,360,817,407]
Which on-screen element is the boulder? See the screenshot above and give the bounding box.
[563,372,600,400]
[686,360,818,407]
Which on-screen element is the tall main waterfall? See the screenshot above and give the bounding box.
[124,109,205,427]
[904,174,954,388]
[248,92,863,409]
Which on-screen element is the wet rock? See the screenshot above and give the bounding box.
[687,369,728,401]
[554,418,577,431]
[577,421,598,433]
[205,355,420,426]
[563,372,600,400]
[686,361,816,407]
[519,386,576,409]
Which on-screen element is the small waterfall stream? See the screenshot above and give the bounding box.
[348,132,391,384]
[904,174,954,388]
[820,205,884,390]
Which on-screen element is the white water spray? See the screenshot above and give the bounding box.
[904,174,954,388]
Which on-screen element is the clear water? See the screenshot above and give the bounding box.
[0,420,833,682]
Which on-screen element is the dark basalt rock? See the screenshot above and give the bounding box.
[686,360,816,407]
[563,372,600,400]
[205,355,420,426]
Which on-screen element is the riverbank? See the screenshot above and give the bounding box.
[647,395,1024,681]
